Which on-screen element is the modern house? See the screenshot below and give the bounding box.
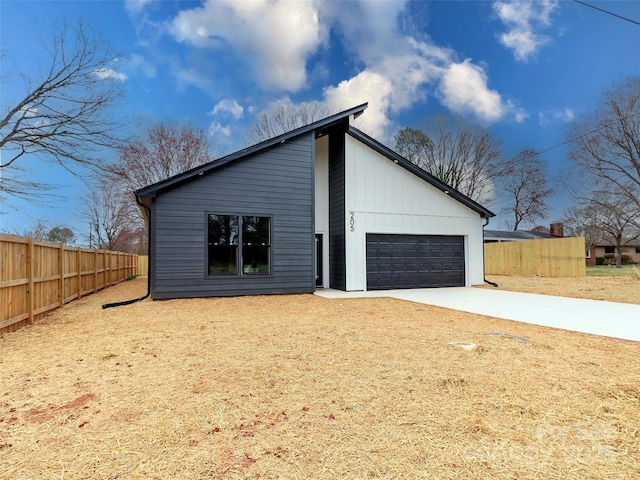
[135,104,495,300]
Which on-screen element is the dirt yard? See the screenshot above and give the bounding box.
[1,277,638,479]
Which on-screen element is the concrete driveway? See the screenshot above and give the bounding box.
[315,287,640,342]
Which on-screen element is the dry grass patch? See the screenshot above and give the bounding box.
[1,277,639,479]
[481,274,640,305]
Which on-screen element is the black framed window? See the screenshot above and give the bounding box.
[207,214,271,276]
[242,216,271,274]
[208,215,239,274]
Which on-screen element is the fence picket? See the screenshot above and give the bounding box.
[0,234,139,334]
[484,237,586,277]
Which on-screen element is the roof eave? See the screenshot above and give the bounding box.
[135,103,368,198]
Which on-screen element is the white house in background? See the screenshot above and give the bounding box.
[135,103,495,300]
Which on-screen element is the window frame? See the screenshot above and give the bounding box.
[241,215,272,275]
[206,213,273,277]
[207,213,240,275]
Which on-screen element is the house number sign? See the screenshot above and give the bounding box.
[349,211,355,232]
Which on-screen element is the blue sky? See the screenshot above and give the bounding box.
[1,0,639,241]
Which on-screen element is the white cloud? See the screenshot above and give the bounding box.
[438,59,514,123]
[538,107,575,126]
[93,68,127,82]
[493,0,559,61]
[125,0,153,15]
[164,0,523,139]
[170,63,215,93]
[129,54,156,78]
[324,71,394,137]
[170,0,325,91]
[20,106,38,118]
[211,99,244,120]
[209,122,232,137]
[321,1,521,135]
[324,0,410,64]
[324,41,523,136]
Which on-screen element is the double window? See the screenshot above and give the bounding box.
[208,214,271,276]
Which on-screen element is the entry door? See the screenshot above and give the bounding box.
[366,234,465,290]
[315,234,323,287]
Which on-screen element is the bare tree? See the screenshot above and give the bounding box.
[394,127,433,165]
[247,100,332,143]
[85,121,215,251]
[83,182,143,252]
[9,220,75,244]
[0,20,126,198]
[574,192,640,267]
[13,219,49,239]
[109,121,216,193]
[563,205,604,255]
[501,149,553,230]
[394,115,504,204]
[567,77,640,214]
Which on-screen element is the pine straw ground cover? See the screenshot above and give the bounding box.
[481,273,640,305]
[1,277,639,479]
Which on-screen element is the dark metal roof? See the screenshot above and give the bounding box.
[135,103,368,198]
[347,127,495,219]
[484,230,557,241]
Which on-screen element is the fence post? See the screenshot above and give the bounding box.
[94,250,98,293]
[107,252,112,286]
[26,238,34,325]
[58,242,64,307]
[76,247,82,300]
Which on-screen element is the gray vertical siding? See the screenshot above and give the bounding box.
[328,128,347,290]
[150,133,315,299]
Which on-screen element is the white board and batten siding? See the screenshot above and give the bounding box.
[343,134,485,290]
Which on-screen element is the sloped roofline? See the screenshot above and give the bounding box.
[134,102,494,219]
[347,127,495,219]
[135,103,368,198]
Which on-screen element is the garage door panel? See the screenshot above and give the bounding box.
[366,234,465,290]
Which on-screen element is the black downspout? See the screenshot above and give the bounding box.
[102,197,152,309]
[482,217,499,288]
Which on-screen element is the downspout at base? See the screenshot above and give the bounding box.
[102,197,152,309]
[482,217,498,288]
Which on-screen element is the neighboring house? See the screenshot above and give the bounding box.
[586,243,640,266]
[484,223,564,243]
[135,104,495,300]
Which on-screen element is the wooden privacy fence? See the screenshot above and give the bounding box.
[484,236,586,277]
[137,255,149,276]
[0,234,138,334]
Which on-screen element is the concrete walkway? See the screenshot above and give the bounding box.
[315,287,640,342]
